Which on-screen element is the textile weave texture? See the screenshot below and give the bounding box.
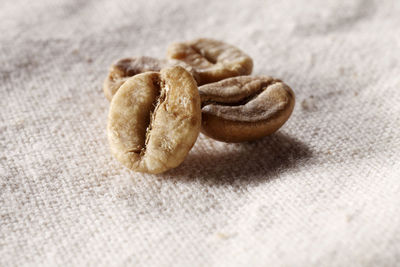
[1,0,400,266]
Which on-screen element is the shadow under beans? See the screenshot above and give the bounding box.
[167,132,313,185]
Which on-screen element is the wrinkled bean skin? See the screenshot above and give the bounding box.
[167,38,253,85]
[103,57,198,101]
[199,76,295,143]
[107,66,201,174]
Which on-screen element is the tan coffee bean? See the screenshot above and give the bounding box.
[107,66,201,174]
[167,38,253,85]
[103,56,198,101]
[199,76,295,143]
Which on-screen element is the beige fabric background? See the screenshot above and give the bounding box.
[1,0,400,266]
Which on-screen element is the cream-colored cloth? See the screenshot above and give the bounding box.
[1,0,400,266]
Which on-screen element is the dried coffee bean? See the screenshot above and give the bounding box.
[167,38,253,85]
[107,66,201,174]
[103,56,198,101]
[199,76,295,142]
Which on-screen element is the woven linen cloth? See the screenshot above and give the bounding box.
[1,0,400,266]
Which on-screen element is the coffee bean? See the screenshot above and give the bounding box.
[103,57,198,101]
[199,76,295,142]
[107,66,201,173]
[167,38,253,85]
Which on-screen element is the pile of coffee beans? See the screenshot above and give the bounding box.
[104,38,295,174]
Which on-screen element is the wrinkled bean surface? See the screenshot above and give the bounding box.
[107,66,201,174]
[103,56,197,101]
[167,38,253,85]
[199,76,295,142]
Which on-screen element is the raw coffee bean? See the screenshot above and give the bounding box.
[167,38,253,85]
[103,56,198,101]
[199,76,295,142]
[107,66,201,174]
